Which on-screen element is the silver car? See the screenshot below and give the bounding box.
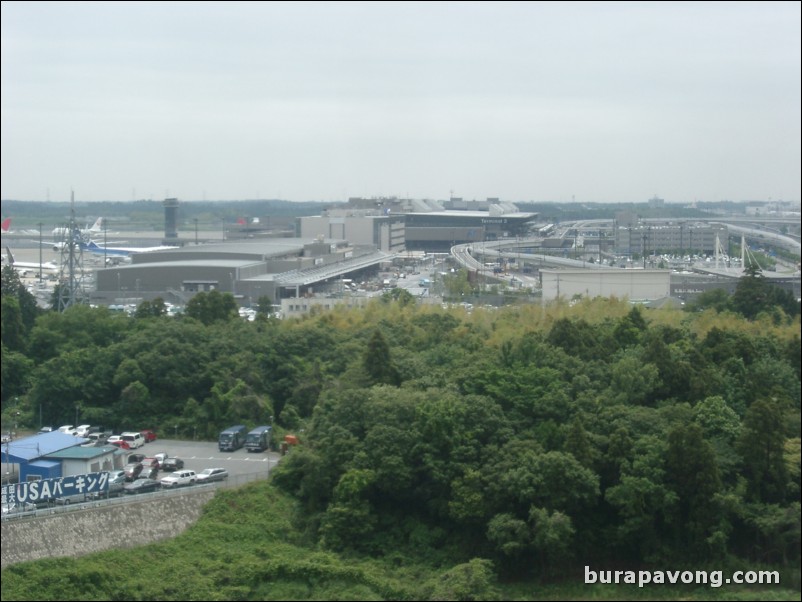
[55,492,90,505]
[196,468,228,483]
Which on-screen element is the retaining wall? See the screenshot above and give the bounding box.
[1,489,215,568]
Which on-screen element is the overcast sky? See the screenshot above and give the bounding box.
[1,1,800,204]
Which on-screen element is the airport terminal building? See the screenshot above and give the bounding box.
[93,239,391,307]
[298,197,538,253]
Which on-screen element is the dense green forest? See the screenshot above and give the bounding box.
[1,265,800,599]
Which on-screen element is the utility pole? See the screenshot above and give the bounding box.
[57,191,88,311]
[38,223,43,282]
[642,230,648,269]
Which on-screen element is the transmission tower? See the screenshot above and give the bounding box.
[57,191,89,311]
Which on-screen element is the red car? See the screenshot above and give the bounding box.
[139,430,157,443]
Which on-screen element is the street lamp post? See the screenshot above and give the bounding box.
[38,223,43,282]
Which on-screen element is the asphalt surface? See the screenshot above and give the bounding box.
[136,439,281,481]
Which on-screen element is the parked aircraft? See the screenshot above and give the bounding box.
[1,218,41,236]
[81,240,179,257]
[3,247,59,276]
[52,217,105,240]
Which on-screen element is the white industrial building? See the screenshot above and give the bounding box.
[297,214,406,253]
[541,269,671,302]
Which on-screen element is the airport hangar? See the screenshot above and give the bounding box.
[92,238,392,307]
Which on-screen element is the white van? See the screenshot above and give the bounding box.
[120,431,145,449]
[75,424,92,437]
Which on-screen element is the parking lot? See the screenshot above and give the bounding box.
[2,437,282,519]
[136,438,281,481]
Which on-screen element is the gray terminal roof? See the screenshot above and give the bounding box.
[132,240,311,264]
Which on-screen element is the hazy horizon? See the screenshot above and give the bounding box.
[2,2,800,204]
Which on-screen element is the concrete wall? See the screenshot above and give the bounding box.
[1,488,215,568]
[541,269,671,302]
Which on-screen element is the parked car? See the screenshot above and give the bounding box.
[107,479,125,497]
[57,425,77,435]
[55,492,89,505]
[139,429,157,443]
[39,426,54,433]
[127,453,146,465]
[86,432,108,446]
[160,470,196,488]
[74,424,92,437]
[120,432,145,449]
[161,457,184,471]
[107,435,130,447]
[196,468,229,483]
[81,432,108,447]
[124,462,144,482]
[88,471,126,499]
[139,464,159,480]
[123,478,161,495]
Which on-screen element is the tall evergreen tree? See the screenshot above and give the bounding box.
[363,329,400,386]
[665,424,722,558]
[731,264,770,320]
[738,398,789,503]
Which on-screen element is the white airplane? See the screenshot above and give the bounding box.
[81,240,179,257]
[3,247,59,276]
[52,217,105,240]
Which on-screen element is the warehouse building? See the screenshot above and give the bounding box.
[92,238,391,308]
[540,269,671,302]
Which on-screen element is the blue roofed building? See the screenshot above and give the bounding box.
[1,431,122,483]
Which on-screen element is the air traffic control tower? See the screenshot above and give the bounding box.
[163,197,179,241]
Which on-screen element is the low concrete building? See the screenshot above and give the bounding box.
[541,269,671,302]
[43,445,123,477]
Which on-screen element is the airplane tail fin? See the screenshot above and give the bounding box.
[1,217,10,232]
[5,246,15,264]
[89,217,104,232]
